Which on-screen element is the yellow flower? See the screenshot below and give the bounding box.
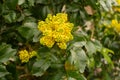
[116,0,120,5]
[57,42,67,49]
[52,13,68,23]
[40,36,55,48]
[111,19,120,33]
[115,24,120,32]
[38,13,74,49]
[19,50,30,63]
[113,7,120,12]
[111,19,118,26]
[29,51,37,58]
[112,0,120,12]
[19,50,37,63]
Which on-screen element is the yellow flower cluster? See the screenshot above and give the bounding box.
[116,0,120,5]
[19,50,37,63]
[38,13,74,49]
[112,0,120,12]
[111,19,120,33]
[113,6,120,12]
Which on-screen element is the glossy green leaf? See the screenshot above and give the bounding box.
[18,22,40,41]
[101,48,114,67]
[66,3,80,12]
[42,6,51,19]
[28,0,35,6]
[5,0,18,10]
[68,77,76,80]
[87,57,95,68]
[3,11,16,23]
[67,71,87,80]
[0,65,9,78]
[48,71,65,80]
[32,59,51,76]
[23,9,32,16]
[18,26,34,40]
[17,13,25,22]
[36,0,50,4]
[85,41,96,57]
[0,3,2,14]
[0,43,16,63]
[70,48,88,73]
[73,41,86,48]
[93,40,102,52]
[18,0,25,5]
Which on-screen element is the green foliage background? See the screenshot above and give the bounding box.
[0,0,120,80]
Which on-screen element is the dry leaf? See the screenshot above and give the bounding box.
[84,5,94,15]
[84,21,94,31]
[61,5,66,13]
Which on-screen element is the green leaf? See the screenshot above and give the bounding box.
[87,57,95,68]
[5,61,18,80]
[6,62,16,75]
[68,41,86,50]
[23,21,37,27]
[49,71,65,80]
[73,41,86,48]
[42,6,51,19]
[0,3,2,14]
[36,0,50,4]
[33,30,41,42]
[67,71,87,80]
[28,0,35,6]
[0,43,16,63]
[0,65,9,78]
[85,41,96,57]
[99,0,113,12]
[5,0,18,10]
[73,0,80,2]
[0,77,6,80]
[23,9,32,16]
[93,40,102,52]
[17,13,25,22]
[3,11,16,23]
[18,26,33,40]
[66,3,80,12]
[68,77,76,80]
[68,41,88,73]
[32,59,51,77]
[18,22,40,41]
[103,72,112,80]
[101,48,114,67]
[70,48,88,73]
[18,0,25,5]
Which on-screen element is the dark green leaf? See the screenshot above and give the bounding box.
[18,0,25,5]
[36,0,50,4]
[18,22,40,41]
[0,43,16,63]
[42,6,51,19]
[32,59,51,76]
[67,71,87,80]
[18,26,33,40]
[73,41,86,48]
[70,48,88,73]
[28,0,35,6]
[5,0,18,10]
[49,71,65,80]
[85,41,96,57]
[101,48,114,67]
[3,11,16,23]
[66,3,80,12]
[0,65,9,78]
